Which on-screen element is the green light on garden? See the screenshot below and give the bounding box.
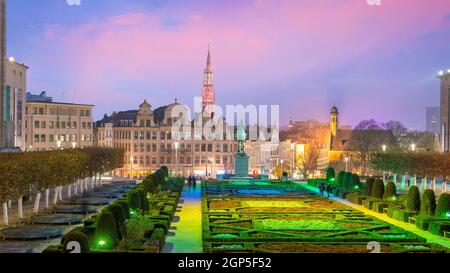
[354,185,359,190]
[130,210,136,215]
[98,240,106,247]
[447,212,450,218]
[330,178,335,182]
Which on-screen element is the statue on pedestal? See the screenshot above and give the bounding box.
[234,120,249,178]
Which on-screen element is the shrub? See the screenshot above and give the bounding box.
[115,199,130,219]
[118,215,154,251]
[406,186,420,213]
[93,211,118,250]
[383,182,396,200]
[150,228,166,252]
[61,230,90,253]
[127,190,141,212]
[325,167,335,182]
[429,221,450,236]
[104,204,127,240]
[349,174,361,190]
[364,177,375,196]
[436,193,450,219]
[160,166,169,178]
[420,189,436,216]
[393,209,417,222]
[371,179,384,199]
[343,172,352,189]
[137,188,148,212]
[336,171,345,187]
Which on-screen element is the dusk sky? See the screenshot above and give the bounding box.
[6,0,450,129]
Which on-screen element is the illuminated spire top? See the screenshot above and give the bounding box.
[202,45,215,113]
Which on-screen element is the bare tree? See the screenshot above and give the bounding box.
[296,146,319,179]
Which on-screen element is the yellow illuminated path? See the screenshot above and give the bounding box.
[298,182,450,250]
[163,182,203,253]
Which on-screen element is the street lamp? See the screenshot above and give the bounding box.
[57,140,62,149]
[174,142,179,176]
[382,144,386,152]
[290,142,295,179]
[345,157,349,172]
[72,142,76,149]
[411,143,416,152]
[130,156,133,179]
[382,144,387,182]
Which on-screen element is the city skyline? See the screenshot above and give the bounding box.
[6,0,450,129]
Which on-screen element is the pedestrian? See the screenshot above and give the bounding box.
[319,182,325,196]
[326,183,332,198]
[187,175,192,185]
[192,175,197,185]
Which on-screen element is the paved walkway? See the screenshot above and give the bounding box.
[163,182,203,253]
[298,182,450,250]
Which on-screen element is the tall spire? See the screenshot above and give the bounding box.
[202,45,215,114]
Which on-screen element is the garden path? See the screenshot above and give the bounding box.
[298,182,450,250]
[163,182,203,253]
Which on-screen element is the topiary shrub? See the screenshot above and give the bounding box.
[420,189,436,216]
[104,204,127,240]
[61,230,90,253]
[428,221,450,236]
[115,199,130,219]
[406,186,420,213]
[349,174,361,190]
[343,172,352,189]
[436,193,450,218]
[383,182,396,200]
[326,167,335,183]
[336,171,345,187]
[92,211,118,250]
[364,177,375,196]
[160,166,169,178]
[127,190,141,212]
[137,187,148,212]
[371,179,384,199]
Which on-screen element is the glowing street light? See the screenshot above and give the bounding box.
[382,144,387,152]
[57,140,62,148]
[174,141,179,176]
[8,56,15,63]
[130,156,134,179]
[345,157,349,172]
[438,70,445,76]
[411,143,416,152]
[72,142,76,149]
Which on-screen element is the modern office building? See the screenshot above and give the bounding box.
[426,106,440,134]
[5,58,28,149]
[25,92,94,151]
[0,0,7,148]
[438,70,450,152]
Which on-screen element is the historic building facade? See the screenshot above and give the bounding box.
[439,71,450,152]
[25,92,94,151]
[95,48,236,178]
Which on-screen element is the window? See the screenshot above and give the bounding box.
[146,132,151,139]
[49,135,54,142]
[56,121,60,129]
[180,157,185,164]
[152,131,157,140]
[86,135,91,142]
[160,131,166,139]
[186,156,191,164]
[140,120,145,127]
[67,122,71,129]
[72,122,77,129]
[201,156,206,164]
[146,120,151,127]
[134,144,138,152]
[223,156,228,164]
[49,121,54,129]
[34,121,40,128]
[152,144,157,152]
[215,144,221,152]
[223,144,229,152]
[152,157,157,164]
[194,156,200,165]
[82,122,87,129]
[215,155,221,164]
[160,157,165,164]
[40,134,46,142]
[140,143,145,152]
[208,144,213,152]
[61,122,66,129]
[38,108,44,115]
[34,134,40,142]
[201,144,206,152]
[195,144,200,152]
[146,144,151,152]
[134,131,138,140]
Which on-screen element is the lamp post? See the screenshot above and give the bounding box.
[382,144,386,182]
[345,157,349,172]
[174,141,179,176]
[130,156,133,179]
[411,143,416,152]
[57,140,62,149]
[290,142,295,179]
[72,142,76,149]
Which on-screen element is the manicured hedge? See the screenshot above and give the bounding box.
[343,172,352,189]
[406,186,420,213]
[104,204,127,240]
[371,179,384,199]
[114,199,130,219]
[429,221,450,236]
[436,193,450,218]
[336,171,345,187]
[364,177,375,196]
[127,190,141,212]
[93,211,119,250]
[325,167,335,182]
[61,230,90,253]
[420,189,436,217]
[383,182,396,200]
[350,174,361,190]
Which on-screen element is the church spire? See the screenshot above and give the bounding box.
[202,45,215,114]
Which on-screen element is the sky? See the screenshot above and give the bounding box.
[6,0,450,130]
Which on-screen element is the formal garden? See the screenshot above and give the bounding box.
[43,166,184,253]
[202,180,448,253]
[307,163,450,240]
